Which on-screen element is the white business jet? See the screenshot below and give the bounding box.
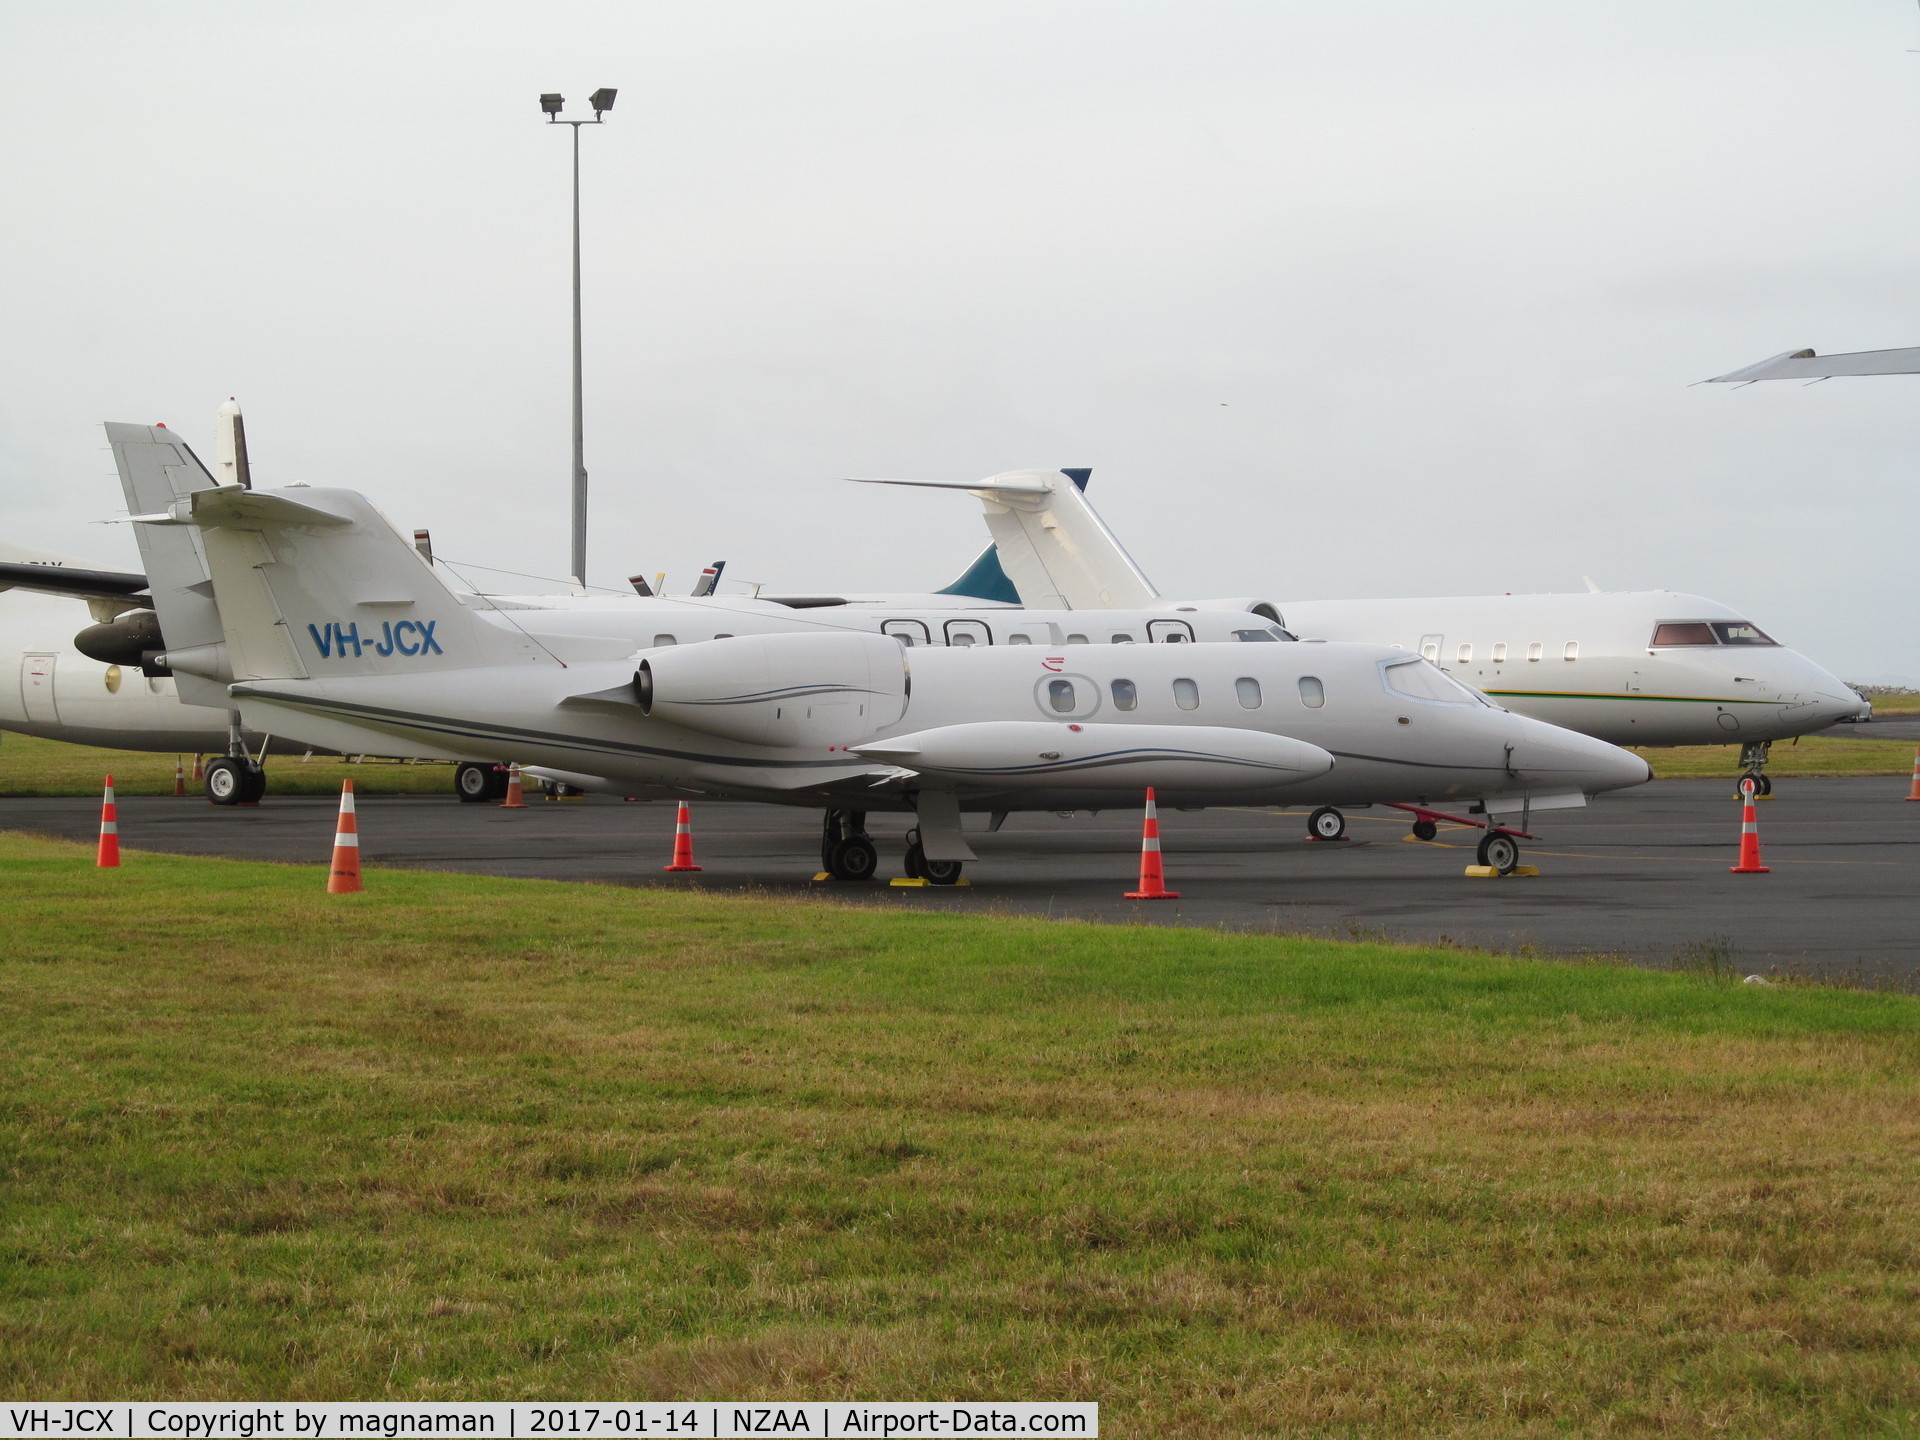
[110,428,1647,882]
[857,469,1863,819]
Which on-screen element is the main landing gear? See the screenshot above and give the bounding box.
[455,762,511,803]
[903,828,965,886]
[1738,740,1773,798]
[820,809,879,882]
[1306,806,1347,841]
[1476,831,1522,876]
[204,755,266,806]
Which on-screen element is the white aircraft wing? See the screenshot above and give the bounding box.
[1705,346,1920,383]
[848,469,1159,610]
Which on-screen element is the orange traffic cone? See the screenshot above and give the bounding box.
[327,780,363,893]
[499,762,527,809]
[1729,777,1769,874]
[663,801,703,871]
[191,754,205,784]
[173,755,187,797]
[1125,787,1180,899]
[1906,748,1920,802]
[96,775,120,868]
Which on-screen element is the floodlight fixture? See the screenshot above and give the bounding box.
[589,87,617,114]
[539,92,565,117]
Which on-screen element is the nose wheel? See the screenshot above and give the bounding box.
[820,809,878,881]
[1476,831,1521,875]
[1737,740,1773,798]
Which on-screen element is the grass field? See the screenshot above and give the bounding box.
[0,732,457,797]
[1629,731,1917,779]
[2,834,1918,1432]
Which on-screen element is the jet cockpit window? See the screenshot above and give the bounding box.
[1232,626,1296,642]
[1650,622,1716,647]
[1382,657,1478,706]
[1714,621,1777,646]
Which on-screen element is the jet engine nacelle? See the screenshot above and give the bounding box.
[634,631,910,748]
[852,721,1334,791]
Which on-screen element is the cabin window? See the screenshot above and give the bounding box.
[1067,633,1089,645]
[1456,643,1472,663]
[1173,678,1200,710]
[945,619,992,647]
[1298,676,1325,708]
[1527,642,1543,661]
[1008,633,1032,645]
[1235,677,1262,709]
[1148,619,1196,644]
[1563,641,1579,661]
[1047,678,1077,713]
[1420,635,1442,662]
[1110,633,1135,644]
[1492,642,1507,662]
[1111,679,1138,711]
[652,634,677,647]
[883,619,930,647]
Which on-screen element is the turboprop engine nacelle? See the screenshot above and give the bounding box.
[852,721,1334,792]
[634,631,910,747]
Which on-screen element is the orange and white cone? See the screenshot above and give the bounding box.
[1729,777,1769,875]
[327,780,363,893]
[499,762,527,809]
[663,801,703,871]
[96,775,120,868]
[173,755,187,798]
[191,754,205,784]
[1906,748,1920,802]
[1125,786,1180,899]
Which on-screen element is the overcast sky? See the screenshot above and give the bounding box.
[4,1,1917,681]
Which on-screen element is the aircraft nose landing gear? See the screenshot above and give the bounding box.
[1476,831,1521,875]
[1737,740,1773,798]
[820,809,878,882]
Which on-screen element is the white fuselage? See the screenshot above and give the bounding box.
[230,632,1650,816]
[1280,591,1862,747]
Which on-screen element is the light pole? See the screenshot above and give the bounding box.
[540,87,617,588]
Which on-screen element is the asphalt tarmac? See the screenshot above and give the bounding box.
[8,774,1916,985]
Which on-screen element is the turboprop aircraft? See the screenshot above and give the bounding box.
[859,469,1863,810]
[109,433,1649,882]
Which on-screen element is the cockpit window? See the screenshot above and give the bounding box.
[1713,621,1776,646]
[1232,625,1297,642]
[1650,622,1717,647]
[1382,657,1482,706]
[1651,620,1778,647]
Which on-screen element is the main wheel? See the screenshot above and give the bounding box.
[1476,831,1520,875]
[902,832,927,880]
[825,835,878,882]
[239,763,267,804]
[1411,819,1438,842]
[921,856,964,886]
[1308,806,1346,841]
[204,756,248,806]
[456,762,505,803]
